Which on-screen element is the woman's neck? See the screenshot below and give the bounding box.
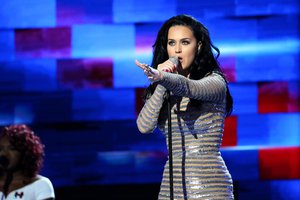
[0,171,35,196]
[178,68,190,77]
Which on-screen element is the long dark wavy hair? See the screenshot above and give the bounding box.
[144,14,233,116]
[0,124,44,178]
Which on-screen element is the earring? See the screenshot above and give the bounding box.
[197,46,201,53]
[198,41,202,50]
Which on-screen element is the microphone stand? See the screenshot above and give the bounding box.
[166,90,173,200]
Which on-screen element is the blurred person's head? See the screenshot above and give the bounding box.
[0,124,44,178]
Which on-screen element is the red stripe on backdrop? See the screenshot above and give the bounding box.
[57,58,113,89]
[15,28,71,58]
[222,115,237,147]
[288,81,300,112]
[259,147,300,179]
[258,82,289,113]
[219,55,236,83]
[135,88,146,117]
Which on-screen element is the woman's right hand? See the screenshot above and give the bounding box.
[157,59,177,73]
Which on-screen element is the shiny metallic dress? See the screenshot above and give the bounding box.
[137,72,234,200]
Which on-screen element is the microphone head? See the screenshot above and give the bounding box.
[169,56,178,67]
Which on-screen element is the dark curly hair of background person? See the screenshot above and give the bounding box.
[1,124,44,178]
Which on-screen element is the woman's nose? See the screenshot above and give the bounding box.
[175,44,182,53]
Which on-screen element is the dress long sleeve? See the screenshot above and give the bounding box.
[136,84,167,133]
[158,72,226,102]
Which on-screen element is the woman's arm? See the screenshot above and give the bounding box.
[158,72,227,102]
[136,84,167,134]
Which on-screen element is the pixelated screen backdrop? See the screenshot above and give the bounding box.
[0,0,299,199]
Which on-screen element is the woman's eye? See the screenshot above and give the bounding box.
[168,41,175,46]
[182,41,190,45]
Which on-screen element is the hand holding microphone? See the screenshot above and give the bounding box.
[158,57,178,73]
[135,57,178,82]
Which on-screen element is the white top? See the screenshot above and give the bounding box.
[0,175,55,200]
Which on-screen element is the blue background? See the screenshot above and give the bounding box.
[0,0,299,199]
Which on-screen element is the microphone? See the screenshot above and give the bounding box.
[168,56,179,69]
[140,56,179,82]
[143,56,178,74]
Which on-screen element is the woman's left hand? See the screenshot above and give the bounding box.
[135,60,162,82]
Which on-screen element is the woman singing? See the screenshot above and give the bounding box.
[135,14,234,199]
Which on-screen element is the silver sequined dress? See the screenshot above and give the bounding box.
[137,72,234,200]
